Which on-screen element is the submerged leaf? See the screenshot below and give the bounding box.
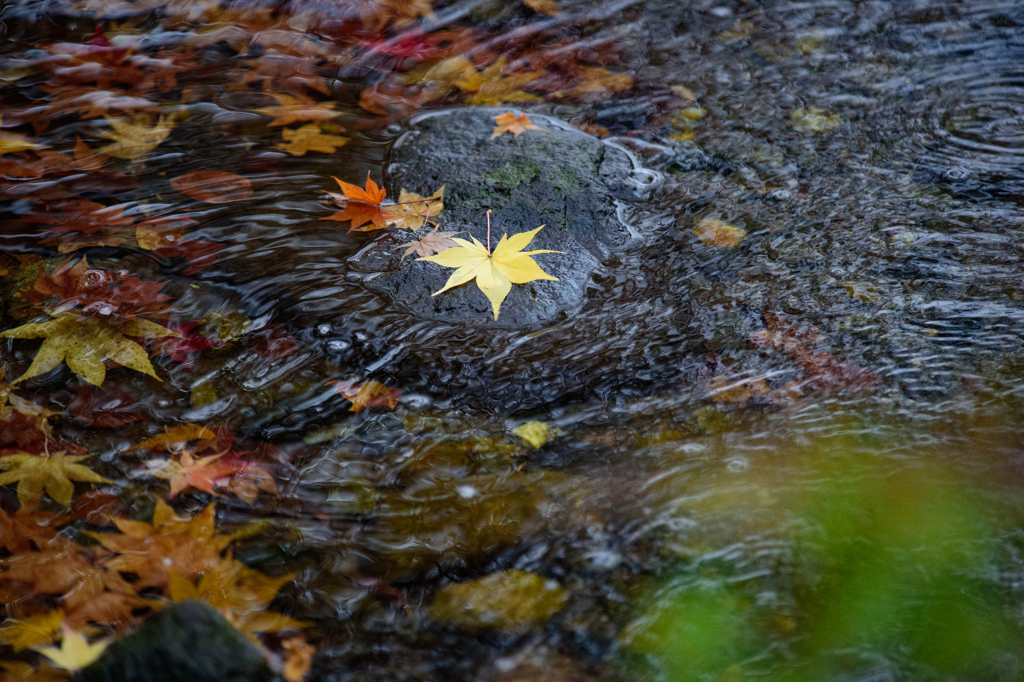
[512,421,553,449]
[329,378,402,413]
[97,115,172,160]
[276,124,349,155]
[0,451,110,508]
[693,218,746,248]
[170,171,252,204]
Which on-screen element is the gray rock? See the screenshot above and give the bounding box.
[348,107,657,328]
[80,601,272,682]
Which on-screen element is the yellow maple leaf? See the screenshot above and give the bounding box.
[0,451,110,508]
[34,626,107,672]
[0,116,44,155]
[0,611,64,652]
[1,312,178,386]
[97,115,173,160]
[128,423,217,453]
[255,93,341,127]
[379,186,445,230]
[457,57,544,106]
[277,124,350,155]
[419,220,561,320]
[491,112,547,138]
[511,421,553,449]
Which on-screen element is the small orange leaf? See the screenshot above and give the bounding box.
[693,218,746,248]
[329,378,401,413]
[491,112,547,139]
[170,171,253,204]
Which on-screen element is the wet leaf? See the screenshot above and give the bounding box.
[512,421,552,449]
[324,174,444,231]
[225,460,279,506]
[0,451,110,508]
[128,423,217,453]
[708,375,771,403]
[97,114,173,160]
[329,378,402,413]
[522,0,560,14]
[281,634,315,682]
[135,215,195,250]
[0,660,70,682]
[551,66,633,98]
[429,570,569,631]
[420,224,562,320]
[34,626,107,671]
[276,124,349,155]
[693,218,746,248]
[170,171,253,204]
[379,186,445,230]
[396,228,461,259]
[790,106,841,133]
[491,112,547,138]
[1,312,178,386]
[0,611,64,651]
[69,386,144,427]
[255,93,340,127]
[0,116,44,154]
[140,451,243,498]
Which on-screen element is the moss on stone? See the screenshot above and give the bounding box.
[483,161,540,190]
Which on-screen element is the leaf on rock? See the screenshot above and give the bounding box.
[491,112,547,138]
[170,171,253,204]
[276,124,349,155]
[693,218,746,248]
[1,312,178,386]
[255,93,341,127]
[419,225,561,320]
[97,115,173,160]
[0,451,110,508]
[0,611,64,652]
[396,228,461,259]
[34,626,107,672]
[329,378,402,413]
[378,186,445,230]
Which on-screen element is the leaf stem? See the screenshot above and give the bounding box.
[486,210,492,256]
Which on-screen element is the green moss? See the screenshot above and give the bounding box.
[550,168,577,194]
[483,161,539,190]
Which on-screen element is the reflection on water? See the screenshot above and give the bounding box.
[1,0,1024,679]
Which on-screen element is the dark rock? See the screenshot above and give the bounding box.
[80,601,272,682]
[349,107,658,328]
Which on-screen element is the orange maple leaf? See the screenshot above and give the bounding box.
[328,378,402,413]
[323,173,389,229]
[491,112,547,138]
[140,450,244,498]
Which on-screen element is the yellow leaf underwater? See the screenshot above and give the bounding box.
[0,451,110,508]
[419,223,561,320]
[512,421,553,449]
[1,313,178,386]
[0,116,44,155]
[0,611,64,652]
[456,57,543,106]
[277,124,349,155]
[34,626,107,671]
[693,218,747,248]
[97,115,173,160]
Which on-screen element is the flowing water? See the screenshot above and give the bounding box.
[2,0,1024,680]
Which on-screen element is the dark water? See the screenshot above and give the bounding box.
[2,0,1024,680]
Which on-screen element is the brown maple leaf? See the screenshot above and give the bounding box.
[396,228,461,259]
[491,112,547,138]
[0,508,69,554]
[91,499,233,589]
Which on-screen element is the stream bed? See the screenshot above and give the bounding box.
[2,0,1024,680]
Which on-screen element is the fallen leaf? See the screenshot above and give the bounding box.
[128,423,217,453]
[255,93,340,127]
[0,611,64,651]
[0,508,69,553]
[420,223,561,320]
[0,451,110,508]
[276,124,349,155]
[69,386,144,427]
[491,112,547,139]
[552,66,633,98]
[790,106,841,133]
[1,312,178,386]
[0,660,70,682]
[134,215,195,250]
[34,626,107,671]
[170,171,253,204]
[97,115,173,160]
[693,218,746,248]
[522,0,560,14]
[247,326,298,360]
[329,378,402,413]
[511,421,553,448]
[378,186,445,231]
[708,375,771,403]
[457,57,543,106]
[225,459,279,506]
[140,451,243,498]
[0,116,44,155]
[429,570,568,631]
[396,228,461,259]
[281,634,315,682]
